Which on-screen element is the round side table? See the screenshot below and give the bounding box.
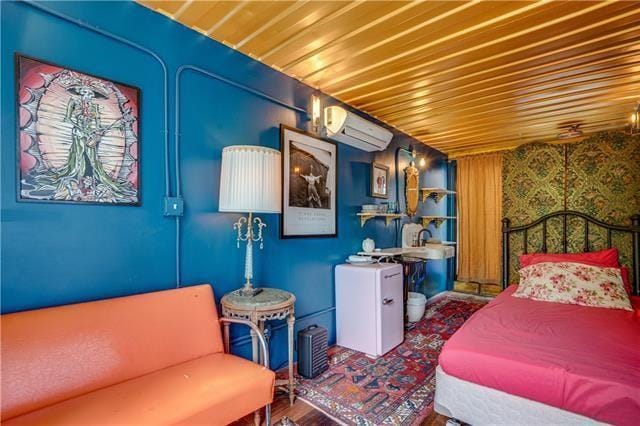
[221,288,296,409]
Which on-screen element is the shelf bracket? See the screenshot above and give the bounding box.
[421,189,453,203]
[422,217,446,228]
[360,215,373,227]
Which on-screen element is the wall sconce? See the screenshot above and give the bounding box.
[419,157,427,168]
[630,102,640,135]
[311,94,321,133]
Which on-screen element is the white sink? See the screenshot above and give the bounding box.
[405,244,455,260]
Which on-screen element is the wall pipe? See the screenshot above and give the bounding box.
[173,64,309,286]
[24,2,311,290]
[174,64,308,197]
[25,1,172,198]
[23,1,182,286]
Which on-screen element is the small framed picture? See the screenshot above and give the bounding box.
[280,125,338,238]
[371,162,389,199]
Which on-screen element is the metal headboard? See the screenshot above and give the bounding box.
[502,210,640,295]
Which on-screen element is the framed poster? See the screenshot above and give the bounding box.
[371,162,389,198]
[280,125,337,238]
[16,54,140,205]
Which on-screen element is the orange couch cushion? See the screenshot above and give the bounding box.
[1,285,224,420]
[2,353,275,426]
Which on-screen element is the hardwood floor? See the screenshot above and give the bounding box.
[233,390,450,425]
[234,288,476,426]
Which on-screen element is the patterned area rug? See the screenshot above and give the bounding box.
[292,293,488,426]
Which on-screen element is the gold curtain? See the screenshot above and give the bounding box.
[457,152,503,284]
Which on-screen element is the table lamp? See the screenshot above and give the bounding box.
[219,145,282,296]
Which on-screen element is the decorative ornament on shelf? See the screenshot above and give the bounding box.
[362,238,375,253]
[219,145,282,297]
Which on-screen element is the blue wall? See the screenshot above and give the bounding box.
[373,139,453,299]
[0,1,449,368]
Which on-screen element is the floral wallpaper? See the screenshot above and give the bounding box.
[566,132,640,224]
[502,131,640,283]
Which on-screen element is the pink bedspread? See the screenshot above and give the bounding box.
[439,286,640,425]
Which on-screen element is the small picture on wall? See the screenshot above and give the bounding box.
[371,162,389,198]
[16,54,140,205]
[281,125,337,238]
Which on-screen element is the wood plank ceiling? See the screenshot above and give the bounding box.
[138,1,640,157]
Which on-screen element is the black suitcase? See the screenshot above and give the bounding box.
[297,325,328,379]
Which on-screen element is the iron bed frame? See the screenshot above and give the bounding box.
[501,210,640,296]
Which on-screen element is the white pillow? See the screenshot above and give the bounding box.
[513,261,633,311]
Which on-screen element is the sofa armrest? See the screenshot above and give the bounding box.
[219,317,270,369]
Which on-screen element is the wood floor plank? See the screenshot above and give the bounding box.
[232,390,451,425]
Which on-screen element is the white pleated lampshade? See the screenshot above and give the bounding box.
[218,145,282,213]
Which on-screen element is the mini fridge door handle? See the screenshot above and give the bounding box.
[382,297,394,305]
[384,272,401,279]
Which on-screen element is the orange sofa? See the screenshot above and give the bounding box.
[1,284,275,425]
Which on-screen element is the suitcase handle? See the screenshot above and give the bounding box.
[382,298,394,305]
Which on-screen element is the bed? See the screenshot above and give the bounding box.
[435,210,640,425]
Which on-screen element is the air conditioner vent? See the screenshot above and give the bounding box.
[324,106,393,152]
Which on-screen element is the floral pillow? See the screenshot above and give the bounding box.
[513,262,633,311]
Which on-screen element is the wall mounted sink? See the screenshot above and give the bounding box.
[405,244,455,260]
[357,244,456,260]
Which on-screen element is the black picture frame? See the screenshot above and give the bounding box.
[280,124,338,239]
[15,53,141,206]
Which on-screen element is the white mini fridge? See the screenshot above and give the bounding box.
[335,263,404,357]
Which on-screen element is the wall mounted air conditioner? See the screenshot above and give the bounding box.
[324,106,393,152]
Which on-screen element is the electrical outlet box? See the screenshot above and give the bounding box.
[164,197,184,216]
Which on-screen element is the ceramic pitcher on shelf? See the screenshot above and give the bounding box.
[362,238,375,253]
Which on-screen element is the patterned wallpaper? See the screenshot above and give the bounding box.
[502,131,640,282]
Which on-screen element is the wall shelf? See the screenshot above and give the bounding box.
[357,213,405,227]
[421,188,456,203]
[421,216,456,228]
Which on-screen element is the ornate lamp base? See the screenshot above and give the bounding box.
[240,284,263,297]
[233,212,267,298]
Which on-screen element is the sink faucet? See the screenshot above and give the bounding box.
[416,228,432,246]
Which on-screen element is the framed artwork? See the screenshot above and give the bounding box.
[16,54,140,205]
[280,125,337,238]
[371,162,389,198]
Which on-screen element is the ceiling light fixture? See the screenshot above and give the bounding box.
[557,124,583,140]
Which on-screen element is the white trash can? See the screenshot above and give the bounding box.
[406,292,427,322]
